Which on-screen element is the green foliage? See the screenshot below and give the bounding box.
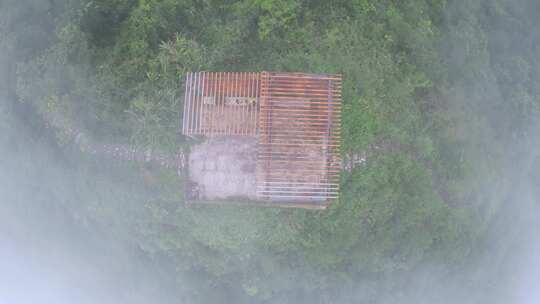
[254,0,300,39]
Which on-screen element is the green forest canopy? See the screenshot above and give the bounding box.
[2,0,540,302]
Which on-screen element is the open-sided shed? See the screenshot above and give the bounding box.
[182,71,342,209]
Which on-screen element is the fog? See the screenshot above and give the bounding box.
[1,0,540,303]
[0,99,182,303]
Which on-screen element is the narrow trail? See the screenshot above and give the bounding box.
[62,124,455,206]
[59,126,186,174]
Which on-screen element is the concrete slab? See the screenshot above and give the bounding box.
[188,136,257,200]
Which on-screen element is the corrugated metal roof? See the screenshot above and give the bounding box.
[256,72,341,203]
[182,72,260,136]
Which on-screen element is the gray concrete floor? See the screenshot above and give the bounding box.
[188,136,257,200]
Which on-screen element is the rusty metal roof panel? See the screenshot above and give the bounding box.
[182,72,260,136]
[256,72,342,204]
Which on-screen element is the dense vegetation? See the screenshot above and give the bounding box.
[2,0,540,303]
